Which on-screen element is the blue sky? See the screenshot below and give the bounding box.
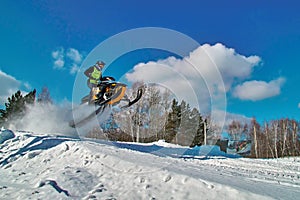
[0,0,299,123]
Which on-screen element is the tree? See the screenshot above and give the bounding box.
[183,107,201,146]
[25,89,36,105]
[175,100,189,145]
[37,87,52,104]
[291,120,299,156]
[164,99,181,143]
[145,85,164,140]
[112,82,146,142]
[190,114,205,147]
[165,100,202,146]
[107,83,218,147]
[205,116,222,145]
[275,118,300,157]
[113,83,173,143]
[0,89,36,127]
[227,120,243,141]
[250,118,260,158]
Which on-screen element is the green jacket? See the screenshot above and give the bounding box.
[84,66,102,84]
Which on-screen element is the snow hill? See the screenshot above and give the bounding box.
[1,130,300,200]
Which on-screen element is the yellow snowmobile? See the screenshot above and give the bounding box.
[69,76,143,128]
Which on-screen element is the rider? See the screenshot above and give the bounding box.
[84,61,105,102]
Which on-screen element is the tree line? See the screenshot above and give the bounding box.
[0,87,52,127]
[87,83,212,147]
[226,118,300,158]
[2,85,299,159]
[88,83,300,158]
[249,118,299,158]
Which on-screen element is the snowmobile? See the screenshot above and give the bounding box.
[69,76,143,128]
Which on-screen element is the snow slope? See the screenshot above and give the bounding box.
[0,130,300,200]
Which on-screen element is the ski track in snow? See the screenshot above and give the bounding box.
[0,131,300,199]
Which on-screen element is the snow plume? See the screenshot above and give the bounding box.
[70,103,112,139]
[8,102,76,137]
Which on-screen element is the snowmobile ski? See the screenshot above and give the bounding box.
[120,87,143,108]
[69,105,107,128]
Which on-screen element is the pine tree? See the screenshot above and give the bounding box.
[190,115,205,147]
[0,89,36,127]
[173,100,198,146]
[164,99,181,143]
[185,107,201,146]
[0,91,24,123]
[25,89,36,105]
[37,87,52,104]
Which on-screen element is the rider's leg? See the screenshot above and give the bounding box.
[87,81,97,104]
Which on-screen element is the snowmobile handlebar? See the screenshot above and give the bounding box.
[101,76,116,82]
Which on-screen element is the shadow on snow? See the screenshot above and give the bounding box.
[84,138,241,160]
[0,134,79,166]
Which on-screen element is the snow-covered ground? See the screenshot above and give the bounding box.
[0,130,300,200]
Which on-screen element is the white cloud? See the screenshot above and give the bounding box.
[23,82,32,90]
[70,64,80,75]
[126,43,261,112]
[192,43,261,91]
[0,70,21,105]
[127,61,205,109]
[52,47,65,69]
[51,49,61,59]
[211,109,251,127]
[298,103,300,109]
[53,58,65,69]
[52,47,83,74]
[233,77,285,101]
[66,48,83,64]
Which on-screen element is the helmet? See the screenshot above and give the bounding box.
[95,61,105,69]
